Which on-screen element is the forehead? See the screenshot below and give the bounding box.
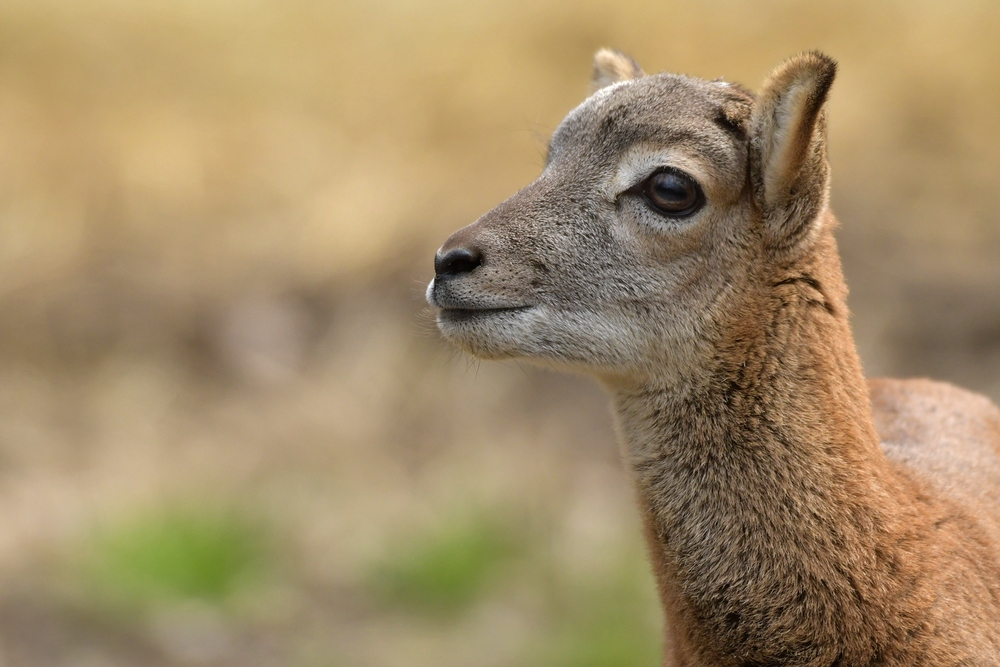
[548,73,753,174]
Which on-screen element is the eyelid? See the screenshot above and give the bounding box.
[610,146,711,199]
[616,168,706,221]
[618,166,689,199]
[614,168,659,202]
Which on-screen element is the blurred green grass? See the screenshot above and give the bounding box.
[531,555,661,667]
[368,513,525,616]
[366,507,660,665]
[76,506,274,613]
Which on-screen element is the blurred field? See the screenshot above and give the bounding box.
[0,1,998,665]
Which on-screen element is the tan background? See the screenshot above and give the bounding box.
[0,1,997,665]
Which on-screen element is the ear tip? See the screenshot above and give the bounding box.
[801,50,838,81]
[591,48,644,91]
[761,50,837,101]
[801,50,837,67]
[593,47,619,62]
[592,48,643,75]
[786,50,838,85]
[593,48,636,66]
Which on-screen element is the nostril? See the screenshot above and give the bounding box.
[435,247,482,278]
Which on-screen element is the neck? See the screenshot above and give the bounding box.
[608,238,916,665]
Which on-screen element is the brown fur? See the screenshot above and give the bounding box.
[427,51,1000,665]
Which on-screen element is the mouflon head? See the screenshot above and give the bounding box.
[427,50,837,387]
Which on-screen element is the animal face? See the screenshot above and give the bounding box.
[427,52,835,386]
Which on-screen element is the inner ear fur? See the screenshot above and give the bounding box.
[750,51,837,252]
[591,49,644,92]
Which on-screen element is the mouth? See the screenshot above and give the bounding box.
[437,306,532,322]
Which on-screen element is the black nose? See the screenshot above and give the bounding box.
[435,247,482,278]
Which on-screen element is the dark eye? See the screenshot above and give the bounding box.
[641,170,704,217]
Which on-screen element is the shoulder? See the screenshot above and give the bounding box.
[869,377,1000,444]
[870,378,1000,502]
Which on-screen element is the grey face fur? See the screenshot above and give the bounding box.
[427,52,832,387]
[427,71,756,382]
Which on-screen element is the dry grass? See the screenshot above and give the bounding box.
[0,1,997,665]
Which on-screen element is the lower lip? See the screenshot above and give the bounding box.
[438,306,530,322]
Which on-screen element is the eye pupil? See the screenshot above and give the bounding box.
[652,179,688,203]
[643,171,703,216]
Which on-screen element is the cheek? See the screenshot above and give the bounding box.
[637,214,712,265]
[525,233,619,297]
[612,199,715,270]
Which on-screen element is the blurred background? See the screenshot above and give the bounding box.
[0,0,997,665]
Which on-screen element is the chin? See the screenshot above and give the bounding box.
[435,306,630,374]
[435,310,527,360]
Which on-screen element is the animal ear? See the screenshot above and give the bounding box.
[750,51,836,251]
[591,49,644,92]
